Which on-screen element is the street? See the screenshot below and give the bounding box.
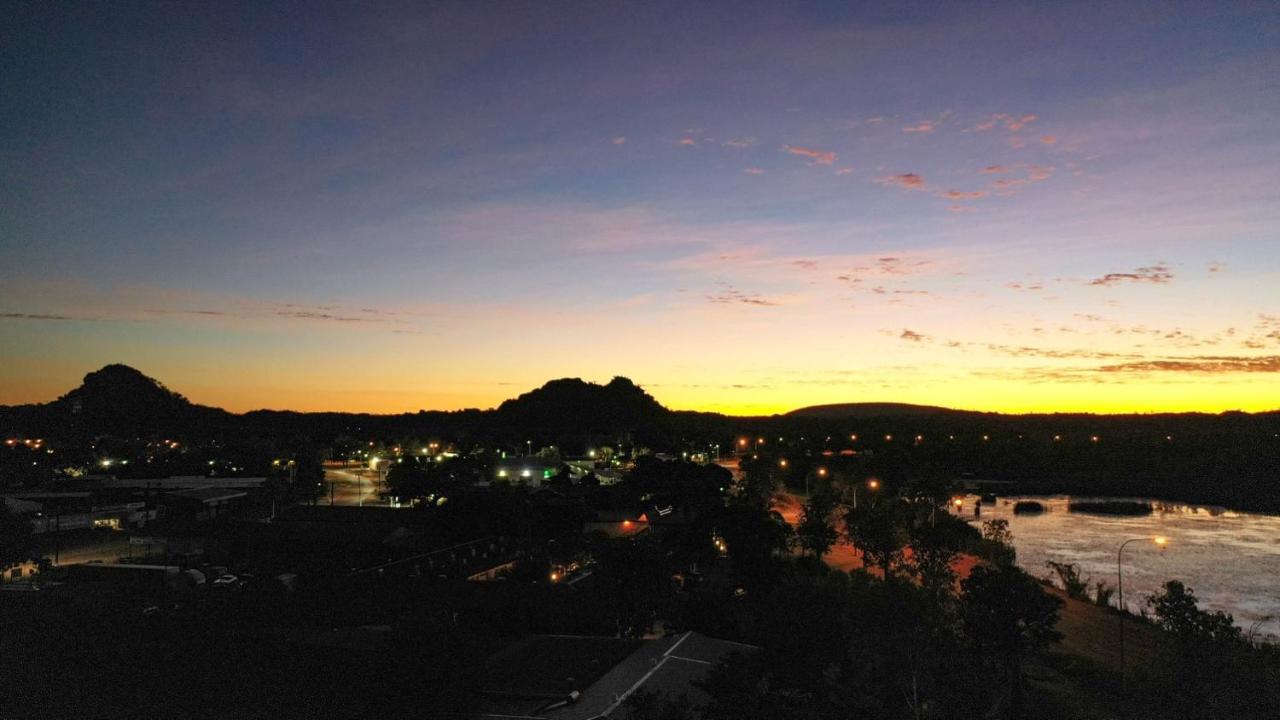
[317,467,385,506]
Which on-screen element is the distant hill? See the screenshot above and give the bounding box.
[0,364,236,441]
[0,366,680,444]
[786,402,963,419]
[495,377,667,433]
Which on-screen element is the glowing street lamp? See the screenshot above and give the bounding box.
[853,478,880,509]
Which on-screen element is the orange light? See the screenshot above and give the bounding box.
[779,459,788,468]
[850,434,858,441]
[1154,536,1168,547]
[867,479,880,490]
[953,498,963,507]
[1054,435,1061,441]
[884,434,893,441]
[1091,435,1100,443]
[817,467,827,476]
[549,572,560,582]
[622,520,633,529]
[738,438,748,447]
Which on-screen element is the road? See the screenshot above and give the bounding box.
[31,533,132,566]
[318,467,385,506]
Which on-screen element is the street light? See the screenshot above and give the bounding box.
[1117,536,1169,692]
[853,478,880,509]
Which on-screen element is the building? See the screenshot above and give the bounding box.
[3,492,153,533]
[493,458,561,487]
[162,487,248,521]
[100,476,268,491]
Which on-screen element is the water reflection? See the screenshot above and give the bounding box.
[956,495,1280,640]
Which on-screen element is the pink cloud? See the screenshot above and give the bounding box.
[784,145,837,165]
[876,173,926,190]
[835,167,854,175]
[1006,114,1037,131]
[971,113,1037,132]
[939,190,987,200]
[1039,135,1057,145]
[980,165,1008,174]
[612,136,627,145]
[1087,264,1174,287]
[902,120,936,134]
[743,167,766,175]
[678,137,697,146]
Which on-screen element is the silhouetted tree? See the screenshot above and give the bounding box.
[961,564,1063,718]
[796,485,839,559]
[843,496,907,578]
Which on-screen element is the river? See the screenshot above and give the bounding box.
[956,494,1280,641]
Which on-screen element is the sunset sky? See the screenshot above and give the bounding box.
[2,2,1278,415]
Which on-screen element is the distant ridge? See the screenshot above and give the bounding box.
[785,402,961,419]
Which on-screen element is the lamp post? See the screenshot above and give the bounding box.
[1117,536,1168,695]
[852,478,879,509]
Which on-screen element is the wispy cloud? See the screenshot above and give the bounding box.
[1096,356,1280,373]
[902,120,937,133]
[971,113,1037,132]
[1039,135,1057,145]
[980,165,1008,174]
[612,136,627,145]
[276,310,400,323]
[678,137,697,146]
[784,145,837,165]
[938,190,987,200]
[705,283,780,307]
[0,312,77,321]
[723,137,756,148]
[900,328,927,342]
[1087,264,1174,287]
[876,173,926,190]
[743,167,766,175]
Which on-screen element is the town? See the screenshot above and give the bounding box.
[3,366,1277,718]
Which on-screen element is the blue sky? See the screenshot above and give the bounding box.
[2,1,1278,413]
